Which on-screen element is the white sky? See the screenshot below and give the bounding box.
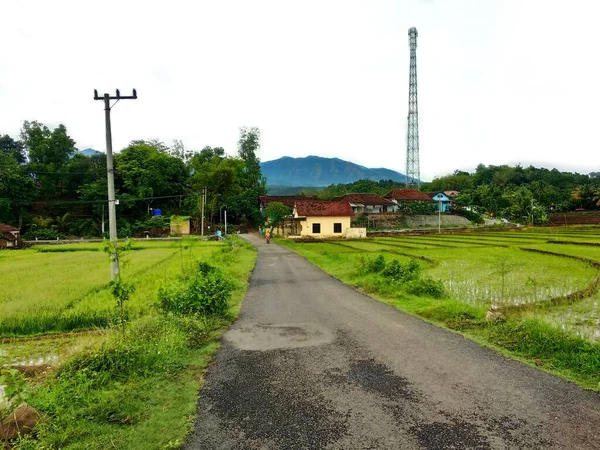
[1,0,599,181]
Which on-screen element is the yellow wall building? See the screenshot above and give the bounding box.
[293,201,354,238]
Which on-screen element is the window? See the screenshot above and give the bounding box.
[333,223,342,233]
[312,223,321,234]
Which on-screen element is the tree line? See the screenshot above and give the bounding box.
[0,121,266,238]
[316,164,599,224]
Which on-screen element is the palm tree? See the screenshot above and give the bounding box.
[594,188,600,208]
[571,184,596,209]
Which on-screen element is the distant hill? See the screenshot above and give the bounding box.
[260,156,408,187]
[79,148,102,157]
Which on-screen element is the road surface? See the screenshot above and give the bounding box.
[185,235,600,449]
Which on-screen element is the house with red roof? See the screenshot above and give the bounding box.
[0,223,20,248]
[384,189,433,210]
[331,193,397,214]
[259,195,319,211]
[292,201,355,237]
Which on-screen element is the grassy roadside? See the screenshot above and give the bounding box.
[276,238,600,391]
[8,237,257,449]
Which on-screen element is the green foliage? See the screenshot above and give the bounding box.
[485,318,600,378]
[406,278,446,299]
[451,208,484,224]
[382,259,421,283]
[157,263,234,316]
[22,228,65,240]
[0,369,30,413]
[265,201,292,230]
[359,254,386,274]
[402,202,438,215]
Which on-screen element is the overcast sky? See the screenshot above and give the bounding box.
[1,0,598,181]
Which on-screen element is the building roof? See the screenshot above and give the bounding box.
[332,193,395,206]
[260,195,318,209]
[294,201,354,217]
[0,223,19,233]
[0,224,18,241]
[430,192,451,201]
[444,190,460,198]
[384,189,433,202]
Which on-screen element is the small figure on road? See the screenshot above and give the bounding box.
[265,230,271,244]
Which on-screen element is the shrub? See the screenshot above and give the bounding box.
[360,254,386,274]
[157,263,234,316]
[22,228,65,240]
[175,314,224,348]
[59,315,187,383]
[382,259,421,283]
[451,208,484,224]
[68,218,100,237]
[406,278,446,298]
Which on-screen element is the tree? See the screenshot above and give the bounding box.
[115,141,189,218]
[571,184,598,210]
[21,121,76,202]
[265,202,292,232]
[0,135,26,165]
[0,138,34,226]
[238,127,262,188]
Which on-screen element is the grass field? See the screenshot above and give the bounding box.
[0,237,257,449]
[278,226,600,389]
[0,240,230,336]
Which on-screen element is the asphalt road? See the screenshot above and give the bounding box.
[185,235,600,450]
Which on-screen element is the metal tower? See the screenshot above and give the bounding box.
[406,27,420,189]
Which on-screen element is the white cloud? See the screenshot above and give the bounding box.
[1,0,598,181]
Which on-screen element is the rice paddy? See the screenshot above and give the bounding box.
[0,239,230,337]
[281,226,600,343]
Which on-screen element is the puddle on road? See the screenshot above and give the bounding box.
[226,323,334,351]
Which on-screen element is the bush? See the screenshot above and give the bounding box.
[68,218,100,237]
[157,262,234,316]
[382,259,421,283]
[21,228,65,240]
[175,314,223,348]
[59,315,187,383]
[406,278,446,298]
[360,254,386,274]
[451,208,484,224]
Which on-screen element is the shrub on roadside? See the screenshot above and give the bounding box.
[382,259,421,283]
[157,262,234,316]
[359,254,386,274]
[406,278,446,299]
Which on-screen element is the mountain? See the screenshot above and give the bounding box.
[79,148,102,157]
[260,156,408,187]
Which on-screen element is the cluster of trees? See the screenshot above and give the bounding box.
[427,164,599,224]
[316,164,599,225]
[0,121,266,237]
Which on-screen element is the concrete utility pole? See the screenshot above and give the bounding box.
[201,187,207,237]
[94,89,137,280]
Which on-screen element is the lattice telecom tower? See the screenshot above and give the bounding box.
[406,27,420,189]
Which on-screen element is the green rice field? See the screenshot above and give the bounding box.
[279,226,600,343]
[0,239,242,337]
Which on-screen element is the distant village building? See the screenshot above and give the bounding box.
[259,195,319,211]
[384,189,433,210]
[331,193,396,214]
[292,201,355,237]
[427,192,453,212]
[0,224,20,248]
